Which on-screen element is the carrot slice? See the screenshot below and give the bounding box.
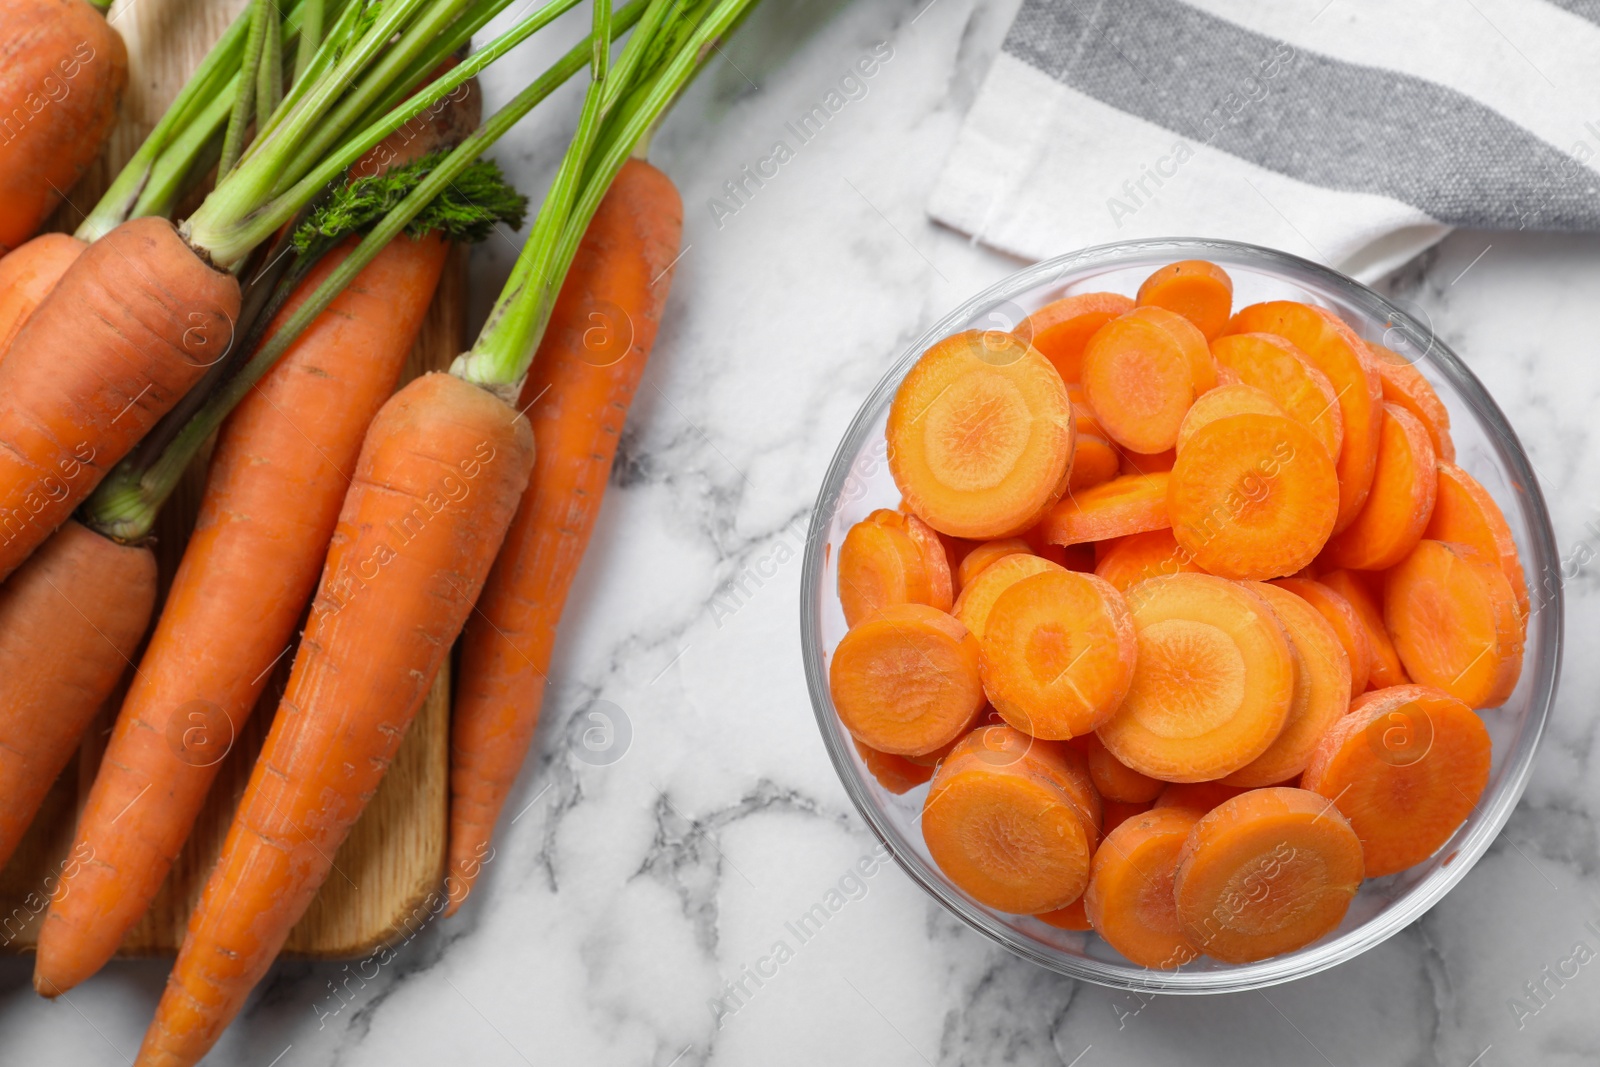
[924,728,1098,913]
[1209,332,1343,462]
[1020,292,1135,384]
[1175,383,1284,452]
[1098,574,1294,782]
[1069,435,1121,491]
[837,512,932,628]
[1425,463,1528,618]
[953,552,1064,640]
[1043,472,1171,546]
[940,725,1104,844]
[1320,569,1408,689]
[1322,405,1437,571]
[1036,897,1092,931]
[1154,781,1247,815]
[1371,346,1454,463]
[1226,302,1383,534]
[1103,798,1154,835]
[1137,260,1234,341]
[1270,577,1373,695]
[1094,527,1204,592]
[888,330,1074,539]
[1174,787,1364,963]
[1222,583,1352,787]
[1085,807,1203,968]
[1384,540,1523,708]
[830,603,986,756]
[901,511,955,612]
[1168,412,1339,580]
[979,570,1137,739]
[1119,446,1178,476]
[1085,733,1164,803]
[1301,684,1490,876]
[854,739,935,794]
[1082,307,1215,454]
[956,537,1032,590]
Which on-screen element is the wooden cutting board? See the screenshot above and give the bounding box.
[0,0,455,958]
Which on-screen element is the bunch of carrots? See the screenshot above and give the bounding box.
[832,259,1526,968]
[0,0,758,1061]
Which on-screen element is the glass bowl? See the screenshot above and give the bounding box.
[799,238,1561,993]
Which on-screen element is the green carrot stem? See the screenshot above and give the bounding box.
[293,0,325,83]
[219,0,271,177]
[257,1,283,127]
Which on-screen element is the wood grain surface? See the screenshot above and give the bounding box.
[0,0,457,959]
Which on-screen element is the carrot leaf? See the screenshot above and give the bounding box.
[292,154,527,254]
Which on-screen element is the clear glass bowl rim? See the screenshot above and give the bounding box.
[798,236,1562,994]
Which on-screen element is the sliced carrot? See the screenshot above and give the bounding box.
[1302,684,1490,877]
[1222,583,1352,787]
[1425,463,1528,618]
[1384,540,1523,709]
[1085,733,1164,804]
[940,725,1104,845]
[979,570,1137,739]
[1322,405,1437,571]
[888,330,1074,539]
[837,512,932,628]
[1153,781,1247,815]
[1226,302,1383,534]
[854,739,935,795]
[1175,383,1284,452]
[1168,412,1339,580]
[924,728,1098,913]
[1136,260,1234,341]
[1066,383,1105,436]
[956,537,1032,590]
[1103,798,1154,835]
[953,552,1064,640]
[1119,447,1178,476]
[1174,787,1363,963]
[1209,332,1343,462]
[1371,346,1454,463]
[1270,577,1373,694]
[1082,306,1215,454]
[1035,897,1091,931]
[1069,435,1121,491]
[830,603,986,756]
[1320,569,1408,689]
[1098,574,1294,782]
[1043,472,1171,546]
[1085,807,1203,968]
[1094,527,1204,592]
[900,511,955,612]
[1020,292,1135,384]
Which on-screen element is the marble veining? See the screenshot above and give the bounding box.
[3,1,1598,1064]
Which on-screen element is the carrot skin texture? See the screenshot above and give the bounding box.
[0,217,241,580]
[0,233,86,359]
[34,235,449,996]
[447,160,683,913]
[0,521,154,870]
[134,373,532,1066]
[0,0,128,252]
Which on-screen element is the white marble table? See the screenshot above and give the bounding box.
[4,1,1599,1064]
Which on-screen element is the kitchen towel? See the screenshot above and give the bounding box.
[928,0,1600,281]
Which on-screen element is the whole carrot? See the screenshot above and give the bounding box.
[446,156,682,913]
[0,233,85,360]
[0,0,128,253]
[32,231,450,996]
[0,521,154,871]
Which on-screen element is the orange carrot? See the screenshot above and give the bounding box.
[854,739,935,794]
[952,551,1063,640]
[1097,573,1294,782]
[1094,527,1203,591]
[1153,781,1247,815]
[901,510,955,611]
[1083,306,1215,453]
[1270,576,1373,694]
[0,233,85,358]
[1102,797,1154,834]
[1036,896,1091,931]
[1321,405,1436,571]
[1424,463,1528,618]
[1069,434,1122,491]
[831,603,987,756]
[0,521,154,871]
[0,0,127,252]
[1084,732,1163,804]
[978,569,1137,739]
[956,537,1033,589]
[1384,540,1523,708]
[1085,807,1202,968]
[1137,260,1233,341]
[838,511,933,627]
[888,330,1074,539]
[1320,568,1408,689]
[1168,412,1339,580]
[1020,292,1134,383]
[1174,382,1283,451]
[1174,787,1363,962]
[1118,446,1178,476]
[1302,684,1491,876]
[1371,346,1454,463]
[1209,332,1343,461]
[34,234,451,995]
[0,217,240,580]
[1043,472,1171,545]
